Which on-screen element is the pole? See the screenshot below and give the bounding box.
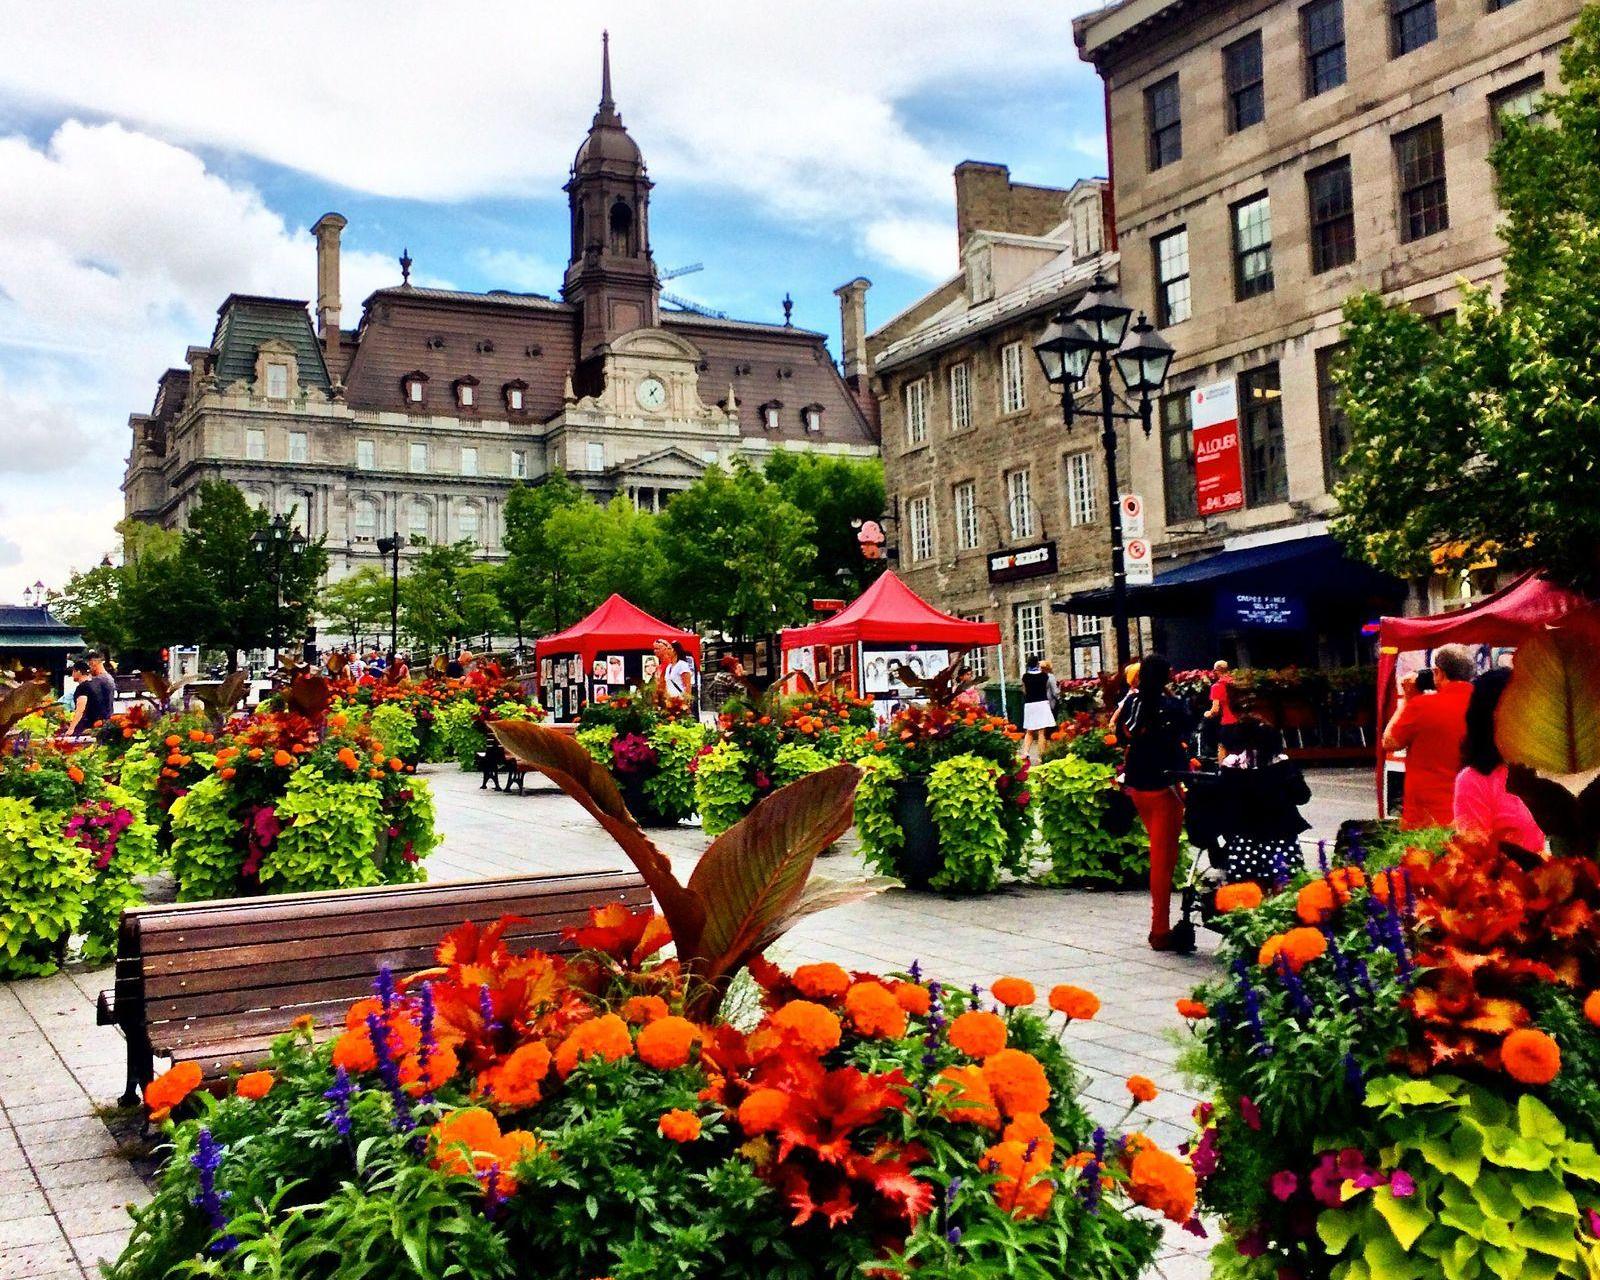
[388,535,400,659]
[1097,350,1132,670]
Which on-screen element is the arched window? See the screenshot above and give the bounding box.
[409,502,431,543]
[284,492,312,536]
[458,505,480,544]
[608,198,634,255]
[353,498,378,541]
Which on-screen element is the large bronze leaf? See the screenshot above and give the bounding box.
[195,671,248,723]
[1497,612,1600,796]
[489,720,705,952]
[283,672,332,722]
[687,763,860,988]
[0,679,53,740]
[750,874,895,957]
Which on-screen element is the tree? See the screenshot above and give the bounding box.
[53,561,129,657]
[491,561,541,654]
[1333,9,1600,594]
[543,497,669,620]
[52,520,189,662]
[765,450,885,599]
[399,540,501,657]
[458,562,510,650]
[502,473,588,632]
[320,568,392,649]
[656,462,816,640]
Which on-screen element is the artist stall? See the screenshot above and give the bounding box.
[1375,572,1590,815]
[779,572,1001,722]
[535,594,700,725]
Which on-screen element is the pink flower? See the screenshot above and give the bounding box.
[1389,1170,1416,1199]
[1238,1095,1261,1130]
[1270,1170,1299,1201]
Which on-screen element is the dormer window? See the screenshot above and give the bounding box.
[402,371,428,405]
[802,404,824,433]
[761,400,783,431]
[265,363,289,400]
[504,380,528,413]
[455,376,479,409]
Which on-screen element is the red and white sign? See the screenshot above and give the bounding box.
[1119,493,1145,538]
[1124,537,1153,586]
[811,598,847,614]
[1190,380,1245,515]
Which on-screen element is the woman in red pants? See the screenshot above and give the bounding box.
[1117,654,1193,952]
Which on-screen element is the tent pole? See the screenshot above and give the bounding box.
[997,637,1009,725]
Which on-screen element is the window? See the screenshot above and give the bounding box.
[905,378,928,446]
[264,363,289,399]
[1146,74,1182,169]
[1395,118,1449,241]
[586,442,605,472]
[506,385,525,412]
[1000,341,1026,414]
[762,402,781,431]
[1160,390,1198,522]
[949,363,972,432]
[409,442,427,473]
[1301,0,1346,96]
[1070,614,1105,679]
[907,494,933,562]
[1015,603,1046,669]
[1224,33,1265,131]
[511,449,527,480]
[1240,364,1287,505]
[1153,228,1191,326]
[1231,194,1275,299]
[1317,345,1353,488]
[461,447,478,477]
[456,381,475,408]
[246,428,266,461]
[961,617,990,679]
[1389,0,1436,56]
[1490,75,1545,134]
[803,406,822,433]
[405,376,426,404]
[354,499,378,541]
[409,504,430,542]
[1005,468,1034,538]
[458,506,480,543]
[282,431,305,464]
[953,480,979,550]
[1487,0,1519,10]
[1066,452,1097,526]
[1307,158,1356,272]
[356,439,375,470]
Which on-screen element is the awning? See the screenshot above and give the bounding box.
[534,595,700,665]
[0,630,84,648]
[1059,534,1403,616]
[780,571,1001,650]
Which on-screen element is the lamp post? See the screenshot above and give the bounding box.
[1034,275,1175,670]
[250,514,308,665]
[376,534,402,659]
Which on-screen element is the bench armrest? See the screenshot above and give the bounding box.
[96,989,117,1026]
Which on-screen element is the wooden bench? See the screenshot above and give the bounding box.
[97,869,650,1105]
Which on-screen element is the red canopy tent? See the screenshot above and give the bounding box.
[535,595,700,721]
[779,572,1001,650]
[1375,572,1590,811]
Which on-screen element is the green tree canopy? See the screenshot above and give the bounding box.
[399,540,479,658]
[319,567,392,649]
[501,473,587,632]
[764,450,885,600]
[543,496,668,621]
[1333,8,1600,593]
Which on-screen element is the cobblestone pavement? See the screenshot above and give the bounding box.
[0,764,1373,1278]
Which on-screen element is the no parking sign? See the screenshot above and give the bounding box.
[1124,537,1153,585]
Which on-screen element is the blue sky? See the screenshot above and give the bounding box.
[0,1,1108,599]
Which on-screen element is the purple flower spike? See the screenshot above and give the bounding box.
[189,1128,237,1254]
[323,1067,356,1137]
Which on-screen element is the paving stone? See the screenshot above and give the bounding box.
[0,1240,81,1280]
[0,1215,67,1250]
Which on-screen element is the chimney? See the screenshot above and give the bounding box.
[311,212,347,363]
[834,277,871,383]
[953,161,1011,255]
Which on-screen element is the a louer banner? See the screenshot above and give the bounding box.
[1191,379,1245,515]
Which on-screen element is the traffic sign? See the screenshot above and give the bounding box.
[1119,493,1145,538]
[1124,538,1153,586]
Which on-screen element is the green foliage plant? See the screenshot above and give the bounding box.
[264,767,385,892]
[576,724,617,765]
[853,754,905,877]
[643,720,711,823]
[695,741,757,838]
[925,755,1020,894]
[1032,756,1146,888]
[368,704,420,764]
[0,795,91,976]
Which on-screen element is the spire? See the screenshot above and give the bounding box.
[596,30,618,124]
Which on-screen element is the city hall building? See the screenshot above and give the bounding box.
[123,38,878,582]
[1072,0,1581,666]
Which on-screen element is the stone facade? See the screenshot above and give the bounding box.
[1075,0,1580,651]
[863,168,1129,684]
[123,38,877,588]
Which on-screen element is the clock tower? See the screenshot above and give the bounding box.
[563,32,660,388]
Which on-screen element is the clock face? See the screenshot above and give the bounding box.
[636,377,667,410]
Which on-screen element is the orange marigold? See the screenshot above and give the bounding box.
[430,1107,541,1196]
[983,1138,1054,1220]
[844,982,908,1040]
[1502,1027,1561,1085]
[475,1041,551,1108]
[234,1070,274,1100]
[982,1049,1051,1117]
[894,983,932,1016]
[1215,882,1263,913]
[792,962,851,1000]
[769,1001,842,1055]
[1296,881,1337,925]
[1259,927,1328,973]
[948,1010,1008,1058]
[66,765,85,785]
[658,1108,702,1143]
[934,1065,1000,1129]
[992,977,1036,1008]
[1048,985,1100,1021]
[1126,1075,1158,1104]
[554,1013,634,1078]
[1585,991,1600,1029]
[1327,865,1366,894]
[1002,1111,1055,1160]
[145,1061,203,1122]
[637,1016,698,1070]
[401,1041,460,1097]
[622,995,669,1025]
[273,749,293,768]
[1127,1144,1196,1223]
[737,1087,791,1135]
[165,734,181,748]
[1175,999,1209,1020]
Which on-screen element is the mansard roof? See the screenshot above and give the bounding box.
[210,295,331,393]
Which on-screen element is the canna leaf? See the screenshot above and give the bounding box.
[1496,611,1600,795]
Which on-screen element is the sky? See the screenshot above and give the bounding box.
[0,1,1110,602]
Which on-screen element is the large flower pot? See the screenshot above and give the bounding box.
[890,774,942,891]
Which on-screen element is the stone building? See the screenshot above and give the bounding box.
[124,37,878,585]
[1073,0,1580,666]
[861,164,1123,685]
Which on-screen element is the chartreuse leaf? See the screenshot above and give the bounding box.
[1484,1129,1554,1172]
[1557,1141,1600,1182]
[1367,1075,1461,1111]
[1364,1226,1428,1279]
[1421,1128,1483,1185]
[1512,1171,1578,1217]
[1319,1207,1361,1254]
[1514,1210,1580,1260]
[1472,1170,1522,1222]
[1371,1185,1432,1251]
[1519,1095,1568,1147]
[1443,1235,1480,1280]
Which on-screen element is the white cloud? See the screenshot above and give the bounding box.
[0,121,396,598]
[864,217,959,281]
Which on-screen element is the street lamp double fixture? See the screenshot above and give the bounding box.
[251,513,308,662]
[1033,275,1175,669]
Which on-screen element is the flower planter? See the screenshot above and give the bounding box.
[890,773,942,891]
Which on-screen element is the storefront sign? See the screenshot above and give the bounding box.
[811,598,846,613]
[988,541,1058,584]
[1191,381,1245,515]
[1222,592,1306,629]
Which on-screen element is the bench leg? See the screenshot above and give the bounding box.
[120,1024,154,1108]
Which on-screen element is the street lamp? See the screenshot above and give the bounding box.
[376,534,402,659]
[1034,275,1174,669]
[251,513,308,664]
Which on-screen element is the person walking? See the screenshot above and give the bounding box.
[1118,654,1193,952]
[658,640,697,702]
[1454,668,1545,851]
[1203,659,1240,761]
[1382,644,1476,829]
[1019,655,1054,759]
[62,656,115,737]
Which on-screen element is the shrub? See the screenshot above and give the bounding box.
[695,741,756,837]
[854,755,905,875]
[575,724,617,765]
[772,741,833,788]
[643,720,711,823]
[435,699,486,771]
[1032,757,1146,888]
[925,755,1024,894]
[368,704,420,764]
[0,795,91,977]
[73,782,161,964]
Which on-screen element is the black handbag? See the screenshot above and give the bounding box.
[1102,786,1138,838]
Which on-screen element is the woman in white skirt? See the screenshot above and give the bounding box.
[1020,654,1056,758]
